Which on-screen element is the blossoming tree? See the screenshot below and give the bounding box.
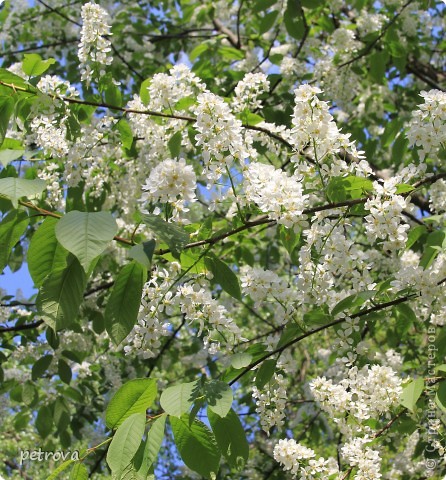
[0,0,445,478]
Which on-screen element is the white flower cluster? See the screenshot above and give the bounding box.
[78,2,113,86]
[37,75,78,98]
[146,64,205,111]
[240,265,295,325]
[310,364,403,424]
[124,265,177,359]
[140,158,197,217]
[30,115,69,158]
[175,283,243,354]
[252,373,288,433]
[341,436,382,480]
[232,72,270,112]
[364,179,411,251]
[193,92,252,183]
[391,252,446,302]
[406,89,446,161]
[291,84,364,164]
[429,178,446,213]
[273,439,339,478]
[243,162,309,230]
[329,28,360,54]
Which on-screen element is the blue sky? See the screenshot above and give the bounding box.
[0,264,36,298]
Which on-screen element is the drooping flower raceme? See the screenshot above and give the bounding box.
[78,2,113,86]
[310,364,403,423]
[193,92,252,183]
[243,162,309,231]
[273,439,339,479]
[140,158,197,216]
[406,89,446,161]
[232,72,270,112]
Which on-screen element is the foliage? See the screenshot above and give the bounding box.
[0,0,445,479]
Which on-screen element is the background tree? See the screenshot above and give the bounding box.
[0,0,445,478]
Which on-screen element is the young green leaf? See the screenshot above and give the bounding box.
[22,53,56,77]
[106,378,158,430]
[400,378,424,412]
[160,381,199,417]
[136,414,166,476]
[107,412,146,476]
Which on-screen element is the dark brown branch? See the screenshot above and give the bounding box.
[213,18,241,49]
[0,320,43,333]
[1,39,78,56]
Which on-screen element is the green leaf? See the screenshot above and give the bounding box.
[47,459,76,480]
[0,97,15,147]
[55,210,118,272]
[58,359,72,384]
[107,412,146,475]
[0,210,29,272]
[0,177,46,208]
[218,46,245,61]
[208,408,249,470]
[69,463,88,480]
[36,405,53,438]
[160,381,199,417]
[252,0,277,13]
[279,224,301,257]
[204,380,233,418]
[167,131,182,157]
[369,50,389,84]
[435,382,446,413]
[36,255,87,330]
[255,359,277,389]
[241,112,264,126]
[142,214,189,260]
[137,414,166,476]
[284,0,305,40]
[205,254,242,300]
[259,10,279,34]
[22,53,56,77]
[400,378,424,412]
[419,230,446,269]
[170,415,221,479]
[140,78,151,105]
[28,217,69,288]
[436,365,446,374]
[105,261,146,345]
[106,378,158,430]
[32,354,53,380]
[117,119,134,150]
[0,67,33,89]
[406,225,427,250]
[326,175,373,203]
[331,290,376,317]
[128,240,156,268]
[230,353,252,369]
[0,149,24,167]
